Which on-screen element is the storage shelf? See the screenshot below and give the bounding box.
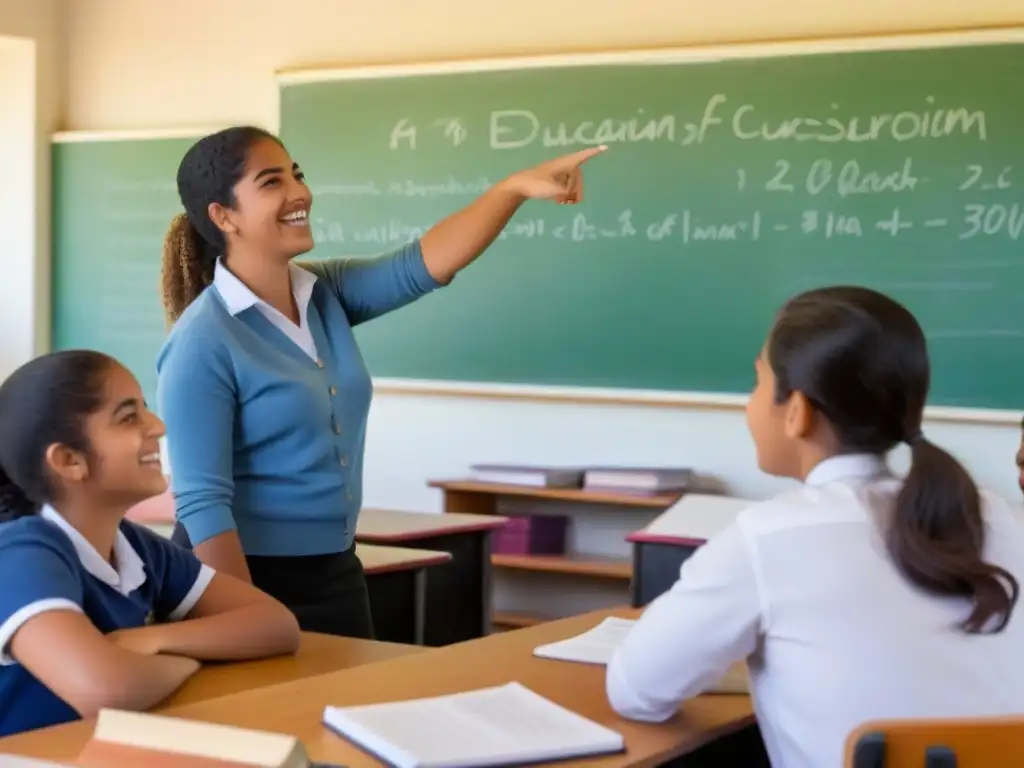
[429,479,681,508]
[492,553,632,580]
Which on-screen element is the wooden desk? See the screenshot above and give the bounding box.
[357,543,451,646]
[0,632,422,761]
[357,508,507,645]
[0,607,754,767]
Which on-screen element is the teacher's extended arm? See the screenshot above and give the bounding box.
[305,146,607,325]
[419,145,606,283]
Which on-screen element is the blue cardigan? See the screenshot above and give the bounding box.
[156,240,440,556]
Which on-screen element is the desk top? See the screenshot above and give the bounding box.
[0,632,422,761]
[357,507,508,542]
[64,608,743,768]
[356,543,452,575]
[157,607,752,767]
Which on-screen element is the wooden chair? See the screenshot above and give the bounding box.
[845,715,1024,767]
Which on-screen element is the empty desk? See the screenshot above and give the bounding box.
[357,508,507,645]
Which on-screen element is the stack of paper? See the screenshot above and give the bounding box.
[322,682,624,768]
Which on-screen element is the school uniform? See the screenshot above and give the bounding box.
[157,241,441,638]
[0,506,214,737]
[607,454,1024,768]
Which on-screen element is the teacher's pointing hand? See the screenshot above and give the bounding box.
[504,145,609,204]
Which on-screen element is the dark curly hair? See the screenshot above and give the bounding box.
[160,126,281,324]
[0,350,115,521]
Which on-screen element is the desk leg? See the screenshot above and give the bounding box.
[388,531,492,646]
[480,532,493,636]
[413,569,426,646]
[630,544,642,608]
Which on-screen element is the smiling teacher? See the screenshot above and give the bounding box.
[156,126,605,638]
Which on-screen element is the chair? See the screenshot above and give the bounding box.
[845,715,1024,767]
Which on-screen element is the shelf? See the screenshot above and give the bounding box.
[429,479,682,509]
[491,611,550,630]
[492,553,632,580]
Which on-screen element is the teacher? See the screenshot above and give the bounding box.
[157,125,605,638]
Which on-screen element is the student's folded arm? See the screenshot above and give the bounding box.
[157,336,251,582]
[122,532,300,661]
[302,239,443,327]
[606,523,764,723]
[0,532,199,717]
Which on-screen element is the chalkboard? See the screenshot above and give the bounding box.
[51,134,197,405]
[280,34,1024,409]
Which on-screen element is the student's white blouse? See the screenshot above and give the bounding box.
[607,453,1024,768]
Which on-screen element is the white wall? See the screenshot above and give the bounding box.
[62,0,1024,510]
[0,0,63,379]
[0,37,36,381]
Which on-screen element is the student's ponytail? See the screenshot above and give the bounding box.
[767,285,1019,635]
[891,435,1018,633]
[0,464,37,522]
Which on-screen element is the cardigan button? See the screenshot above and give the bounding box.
[315,358,324,368]
[329,386,337,396]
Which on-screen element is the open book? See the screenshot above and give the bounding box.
[75,709,333,767]
[534,617,749,694]
[322,682,624,768]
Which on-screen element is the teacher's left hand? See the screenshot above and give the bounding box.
[506,145,608,204]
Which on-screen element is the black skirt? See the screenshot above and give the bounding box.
[170,523,375,639]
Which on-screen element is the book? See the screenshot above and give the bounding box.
[75,709,338,768]
[321,682,624,768]
[534,617,749,694]
[469,464,584,488]
[582,466,695,493]
[0,758,74,767]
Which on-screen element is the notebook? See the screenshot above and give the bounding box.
[321,682,624,768]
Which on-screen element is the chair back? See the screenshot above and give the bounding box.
[846,715,1024,767]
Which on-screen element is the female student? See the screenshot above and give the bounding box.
[607,286,1024,768]
[0,350,300,737]
[157,125,605,637]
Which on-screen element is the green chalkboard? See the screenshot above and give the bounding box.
[280,37,1024,409]
[51,135,194,405]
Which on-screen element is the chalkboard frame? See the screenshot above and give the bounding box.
[274,27,1024,425]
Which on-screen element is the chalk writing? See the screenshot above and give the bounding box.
[305,203,1024,248]
[390,95,988,152]
[959,203,1024,240]
[958,164,1012,192]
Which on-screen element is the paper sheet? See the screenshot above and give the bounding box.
[532,617,636,665]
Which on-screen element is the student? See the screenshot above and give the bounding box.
[606,286,1024,768]
[0,350,301,738]
[157,126,605,637]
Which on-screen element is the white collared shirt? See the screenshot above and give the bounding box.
[607,454,1024,768]
[0,507,215,665]
[213,258,319,360]
[40,505,148,595]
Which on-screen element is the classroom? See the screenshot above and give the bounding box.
[2,1,1024,766]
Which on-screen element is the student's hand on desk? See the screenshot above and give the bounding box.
[503,146,608,204]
